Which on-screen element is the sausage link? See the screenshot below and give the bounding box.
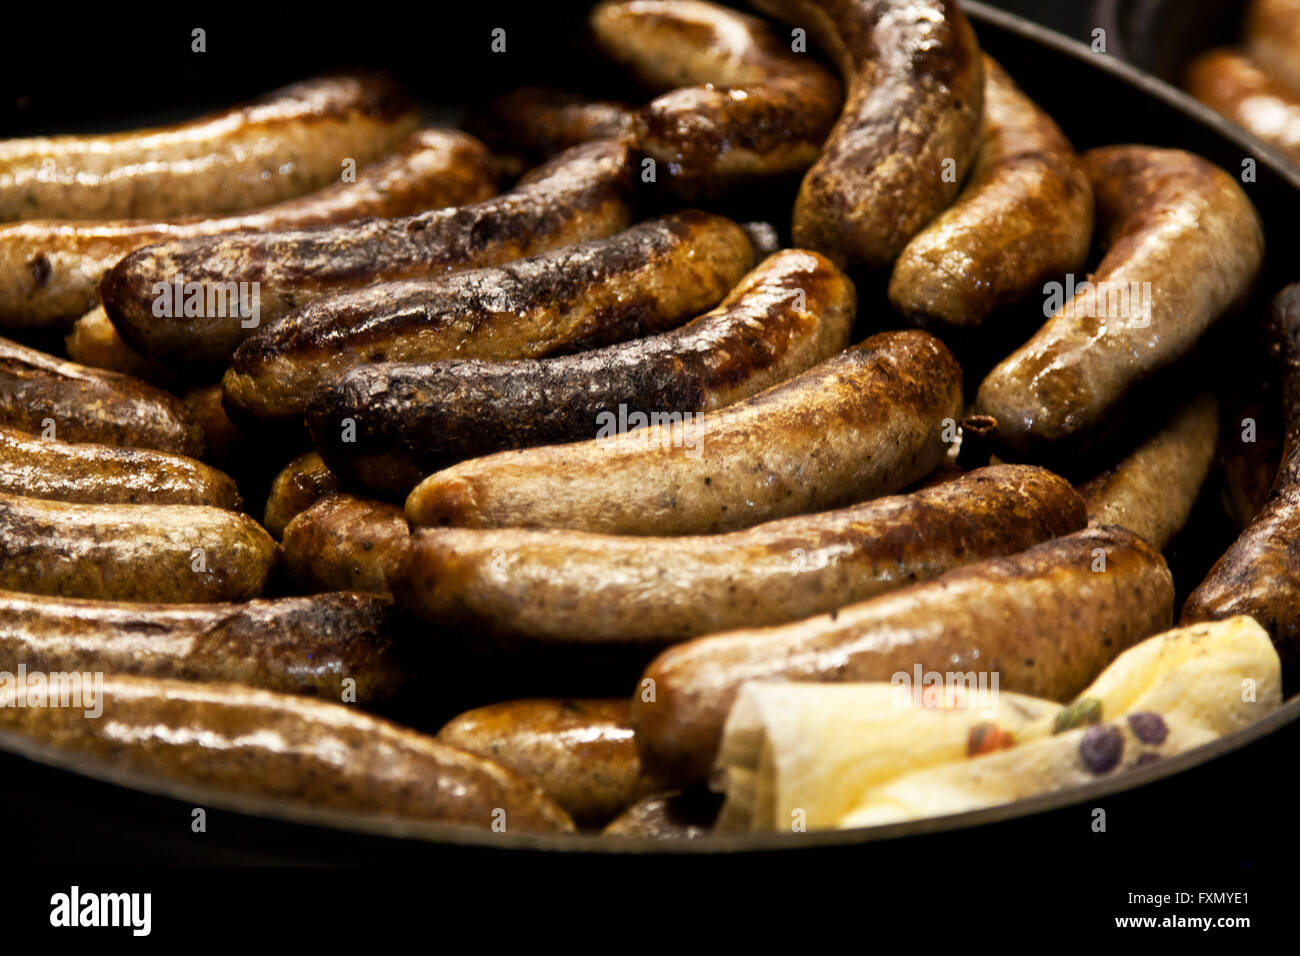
[0,335,202,456]
[464,88,635,167]
[1245,0,1300,93]
[0,674,573,832]
[404,330,964,534]
[974,146,1264,454]
[0,424,240,509]
[0,590,405,703]
[750,0,985,268]
[224,210,755,424]
[65,306,175,386]
[100,139,635,364]
[601,791,719,838]
[263,451,340,540]
[1186,48,1300,167]
[394,465,1084,646]
[632,525,1173,784]
[591,0,843,198]
[282,494,410,596]
[310,248,850,496]
[0,129,495,333]
[0,72,418,222]
[0,490,277,602]
[888,56,1093,327]
[182,384,245,469]
[437,698,654,827]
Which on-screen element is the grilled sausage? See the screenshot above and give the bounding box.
[0,590,405,703]
[590,0,842,198]
[0,335,202,456]
[282,494,409,595]
[182,384,245,469]
[464,87,635,167]
[750,0,985,269]
[889,56,1093,328]
[0,424,240,508]
[100,139,634,365]
[404,330,964,534]
[0,129,495,333]
[311,248,850,496]
[974,146,1264,454]
[0,674,573,832]
[437,698,653,826]
[394,465,1085,646]
[1219,400,1284,531]
[1078,394,1219,550]
[1186,48,1300,167]
[0,490,277,602]
[263,451,340,540]
[602,791,719,838]
[1245,0,1300,93]
[631,525,1174,784]
[0,72,418,222]
[225,210,756,423]
[1182,284,1300,669]
[65,306,175,386]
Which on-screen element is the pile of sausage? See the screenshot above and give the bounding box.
[0,0,1292,840]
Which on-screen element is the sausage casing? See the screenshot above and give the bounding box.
[282,494,410,596]
[262,451,340,540]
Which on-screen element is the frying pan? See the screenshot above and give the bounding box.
[3,1,1299,864]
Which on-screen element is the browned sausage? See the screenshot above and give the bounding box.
[464,87,635,168]
[182,384,246,469]
[393,465,1085,647]
[0,129,495,333]
[1186,48,1300,167]
[602,791,719,838]
[224,210,755,424]
[282,494,409,595]
[64,306,175,386]
[262,451,340,540]
[0,589,406,703]
[99,139,634,364]
[309,248,851,496]
[404,331,964,534]
[0,673,574,832]
[750,0,985,268]
[632,525,1173,784]
[0,335,202,456]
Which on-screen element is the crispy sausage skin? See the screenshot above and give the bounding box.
[100,139,635,364]
[464,88,635,167]
[750,0,985,269]
[0,590,405,703]
[632,525,1174,785]
[394,465,1085,646]
[1078,394,1219,551]
[974,146,1264,455]
[437,698,654,827]
[1186,48,1300,167]
[0,129,495,333]
[1182,285,1300,668]
[889,56,1093,328]
[0,336,202,456]
[1245,0,1300,93]
[263,451,340,540]
[282,494,410,596]
[404,331,964,535]
[225,210,756,423]
[310,248,851,497]
[0,72,418,223]
[0,491,277,602]
[0,674,574,832]
[0,425,240,509]
[590,0,842,199]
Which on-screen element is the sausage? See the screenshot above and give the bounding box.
[888,56,1094,328]
[464,87,635,167]
[100,139,635,365]
[0,589,406,703]
[631,525,1173,784]
[65,306,175,386]
[590,0,842,199]
[1186,48,1300,167]
[1182,284,1300,669]
[394,465,1085,646]
[183,384,245,469]
[224,210,756,424]
[310,247,851,496]
[404,330,964,534]
[0,129,495,333]
[0,335,203,456]
[1077,394,1219,550]
[1245,0,1300,93]
[1219,400,1284,531]
[0,673,573,832]
[602,791,719,838]
[282,494,409,595]
[974,146,1264,455]
[0,424,240,509]
[0,490,277,602]
[263,451,340,540]
[749,0,985,269]
[437,698,654,826]
[0,72,418,223]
